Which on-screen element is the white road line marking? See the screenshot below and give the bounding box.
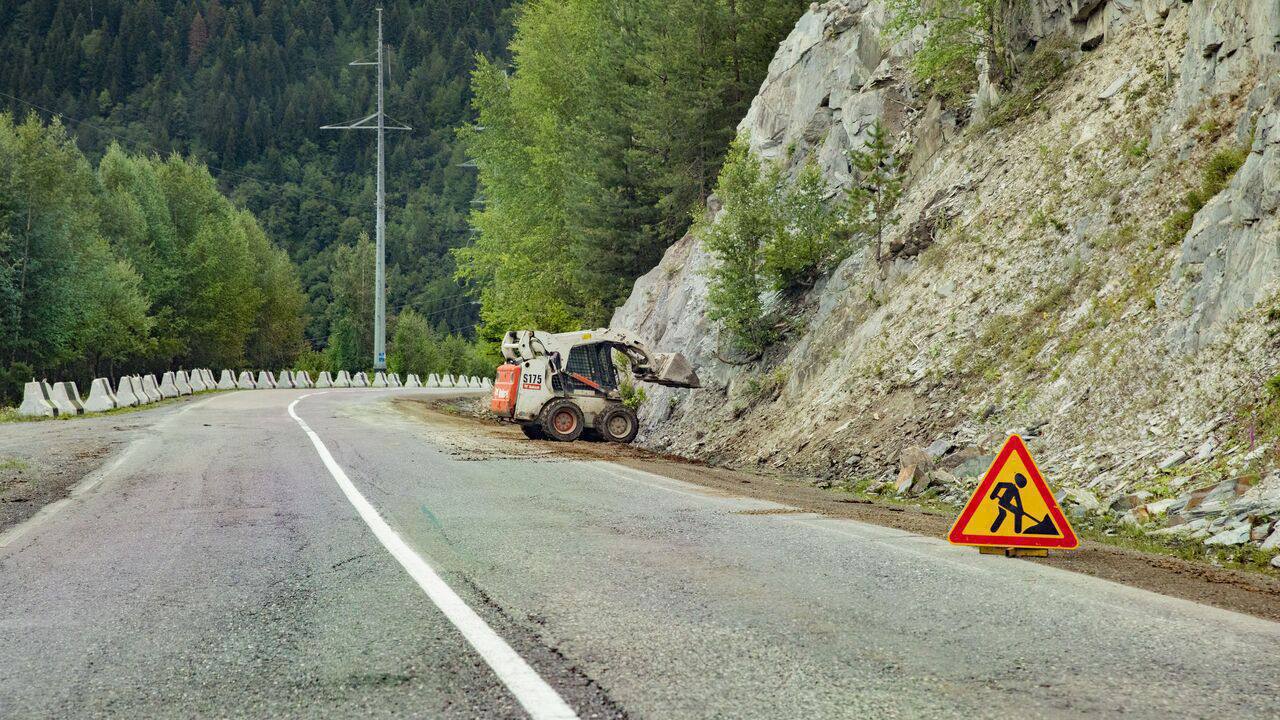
[287,393,578,720]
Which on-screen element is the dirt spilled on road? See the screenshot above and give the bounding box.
[396,395,1280,622]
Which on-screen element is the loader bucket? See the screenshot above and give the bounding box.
[647,352,700,388]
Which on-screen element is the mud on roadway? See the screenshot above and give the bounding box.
[396,395,1280,623]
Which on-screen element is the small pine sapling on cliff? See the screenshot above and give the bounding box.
[845,120,903,266]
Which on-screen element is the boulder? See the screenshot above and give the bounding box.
[895,464,925,494]
[1203,522,1251,547]
[218,370,237,390]
[141,375,162,403]
[1260,524,1280,550]
[18,381,58,418]
[49,381,85,416]
[174,371,193,396]
[899,445,934,475]
[83,378,118,413]
[236,371,256,390]
[159,372,180,399]
[255,371,275,389]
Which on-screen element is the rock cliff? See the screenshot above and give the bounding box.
[613,0,1280,556]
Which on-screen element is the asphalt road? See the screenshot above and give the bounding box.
[1,388,1277,719]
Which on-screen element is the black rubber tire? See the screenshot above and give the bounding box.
[600,405,639,444]
[540,399,585,442]
[520,423,545,440]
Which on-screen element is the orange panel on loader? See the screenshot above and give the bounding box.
[491,363,520,417]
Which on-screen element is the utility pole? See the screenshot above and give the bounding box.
[321,7,409,371]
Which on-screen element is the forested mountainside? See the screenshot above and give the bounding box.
[0,0,514,346]
[459,0,811,340]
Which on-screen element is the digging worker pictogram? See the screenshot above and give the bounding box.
[989,473,1029,533]
[987,472,1059,535]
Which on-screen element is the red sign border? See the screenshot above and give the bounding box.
[947,434,1078,549]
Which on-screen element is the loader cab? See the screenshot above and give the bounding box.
[553,342,621,395]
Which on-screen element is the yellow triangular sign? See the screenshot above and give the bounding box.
[948,435,1078,550]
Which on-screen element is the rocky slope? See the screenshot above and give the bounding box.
[612,0,1280,561]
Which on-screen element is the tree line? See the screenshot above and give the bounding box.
[0,0,515,346]
[0,113,305,403]
[457,0,809,342]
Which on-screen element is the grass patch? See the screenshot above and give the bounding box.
[979,35,1075,130]
[0,456,29,471]
[1161,145,1249,245]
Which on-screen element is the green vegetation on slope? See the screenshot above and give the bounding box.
[0,114,304,403]
[458,0,809,341]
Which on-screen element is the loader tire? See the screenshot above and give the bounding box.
[541,399,584,442]
[520,423,545,440]
[600,405,639,444]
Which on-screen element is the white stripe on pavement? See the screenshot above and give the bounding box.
[287,394,579,720]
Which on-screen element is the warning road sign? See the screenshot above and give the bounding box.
[948,435,1078,550]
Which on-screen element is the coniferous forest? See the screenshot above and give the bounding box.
[0,0,809,403]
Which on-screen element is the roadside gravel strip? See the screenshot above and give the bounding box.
[287,392,579,720]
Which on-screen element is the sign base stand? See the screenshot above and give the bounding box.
[978,546,1049,557]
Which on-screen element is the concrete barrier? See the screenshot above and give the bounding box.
[467,376,480,388]
[83,378,117,412]
[132,376,153,404]
[294,371,313,389]
[114,376,140,407]
[276,370,295,389]
[158,372,179,399]
[174,371,193,396]
[353,372,369,388]
[218,370,236,390]
[426,373,440,387]
[237,371,256,389]
[204,369,217,388]
[406,374,422,388]
[188,370,207,393]
[255,371,274,389]
[18,381,58,417]
[438,374,451,388]
[49,381,85,415]
[138,375,158,403]
[372,372,388,388]
[481,377,493,389]
[389,373,402,387]
[316,371,333,388]
[333,371,351,388]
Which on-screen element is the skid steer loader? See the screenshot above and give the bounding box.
[490,329,700,443]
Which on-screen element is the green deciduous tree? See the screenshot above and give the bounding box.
[0,113,305,404]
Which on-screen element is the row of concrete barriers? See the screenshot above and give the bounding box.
[17,369,492,418]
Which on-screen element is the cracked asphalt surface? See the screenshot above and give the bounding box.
[1,388,1277,718]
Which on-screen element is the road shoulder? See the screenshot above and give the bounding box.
[396,395,1280,623]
